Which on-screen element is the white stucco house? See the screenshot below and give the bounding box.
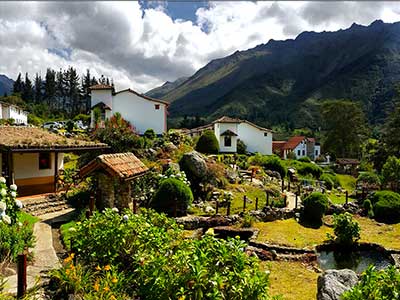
[0,102,28,124]
[189,116,273,155]
[89,84,168,135]
[273,136,321,160]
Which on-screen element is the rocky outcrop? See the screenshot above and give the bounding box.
[317,269,358,300]
[326,202,361,215]
[180,151,208,179]
[175,215,241,230]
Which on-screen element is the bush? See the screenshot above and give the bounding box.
[320,173,336,190]
[298,156,311,163]
[363,199,374,218]
[237,139,247,154]
[195,130,219,154]
[62,209,271,300]
[342,266,400,300]
[249,154,286,178]
[150,178,193,216]
[330,212,360,246]
[357,171,381,187]
[297,163,323,179]
[0,221,35,262]
[302,192,329,224]
[370,191,400,223]
[144,128,156,140]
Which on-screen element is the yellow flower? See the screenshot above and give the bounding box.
[103,286,110,292]
[110,296,116,300]
[104,265,111,271]
[65,269,70,275]
[178,296,185,300]
[95,265,102,271]
[111,277,118,284]
[93,282,100,292]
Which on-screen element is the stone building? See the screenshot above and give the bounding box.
[80,152,148,210]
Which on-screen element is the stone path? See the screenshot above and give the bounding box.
[4,208,75,295]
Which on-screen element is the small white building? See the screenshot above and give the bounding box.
[273,136,321,160]
[189,116,273,155]
[0,102,28,124]
[90,84,168,135]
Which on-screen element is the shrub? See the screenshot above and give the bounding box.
[241,212,254,228]
[144,128,156,140]
[195,130,219,154]
[363,199,374,218]
[63,209,271,300]
[0,221,35,262]
[342,266,400,300]
[302,192,329,224]
[357,171,381,187]
[297,163,323,179]
[249,154,286,178]
[237,139,247,154]
[370,191,400,223]
[320,173,336,190]
[150,178,193,216]
[330,212,360,246]
[298,156,311,163]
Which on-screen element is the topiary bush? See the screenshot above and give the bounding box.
[237,139,247,154]
[150,178,193,217]
[357,171,381,187]
[297,163,323,179]
[302,192,329,225]
[195,130,219,154]
[370,190,400,223]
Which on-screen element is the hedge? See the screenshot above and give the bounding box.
[370,191,400,223]
[195,130,219,154]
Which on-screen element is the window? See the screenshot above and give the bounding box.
[297,150,301,156]
[264,132,268,137]
[39,153,51,170]
[224,136,232,147]
[154,104,160,110]
[302,150,305,156]
[315,150,319,156]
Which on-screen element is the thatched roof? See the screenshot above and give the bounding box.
[0,126,108,152]
[80,152,148,180]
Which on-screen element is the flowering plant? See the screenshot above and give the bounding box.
[0,177,21,225]
[158,167,190,186]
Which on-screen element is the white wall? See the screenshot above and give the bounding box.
[112,91,167,134]
[214,123,238,153]
[314,145,321,159]
[13,152,64,179]
[8,106,28,124]
[237,123,272,155]
[1,104,9,119]
[91,90,113,109]
[294,140,307,159]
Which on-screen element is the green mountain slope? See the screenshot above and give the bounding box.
[150,20,400,128]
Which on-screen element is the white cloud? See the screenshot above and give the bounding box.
[0,1,399,93]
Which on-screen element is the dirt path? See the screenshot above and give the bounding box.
[4,208,74,295]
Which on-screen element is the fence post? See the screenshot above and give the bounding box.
[89,195,95,216]
[346,190,349,205]
[215,201,219,215]
[266,192,269,207]
[281,179,284,192]
[226,202,231,216]
[288,180,291,192]
[284,195,287,207]
[255,197,258,211]
[295,193,298,209]
[243,195,247,212]
[17,253,27,299]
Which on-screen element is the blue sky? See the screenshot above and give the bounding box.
[139,1,209,23]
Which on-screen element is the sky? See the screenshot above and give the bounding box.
[0,1,400,93]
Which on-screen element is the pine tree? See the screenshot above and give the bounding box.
[64,66,80,116]
[44,68,57,108]
[81,69,92,113]
[55,69,65,111]
[13,73,23,94]
[34,73,43,103]
[22,72,34,102]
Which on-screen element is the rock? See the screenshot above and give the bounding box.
[265,170,281,180]
[226,168,239,183]
[317,269,358,300]
[204,206,215,214]
[180,151,208,179]
[163,161,180,173]
[164,142,178,153]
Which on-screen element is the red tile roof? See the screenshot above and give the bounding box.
[89,84,113,90]
[283,136,306,150]
[272,141,286,152]
[80,152,148,180]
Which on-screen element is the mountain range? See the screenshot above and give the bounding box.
[146,20,400,129]
[0,75,13,96]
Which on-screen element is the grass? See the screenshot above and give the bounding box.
[254,216,400,250]
[262,261,319,300]
[254,218,332,249]
[336,174,356,192]
[326,192,355,204]
[60,221,77,250]
[17,211,39,228]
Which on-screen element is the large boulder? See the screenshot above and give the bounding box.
[317,269,358,300]
[180,151,208,179]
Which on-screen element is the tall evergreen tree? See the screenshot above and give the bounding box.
[34,73,43,103]
[13,73,23,94]
[22,72,33,102]
[55,69,65,111]
[44,68,57,108]
[64,66,80,116]
[81,69,92,113]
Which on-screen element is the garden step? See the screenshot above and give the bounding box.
[30,204,72,217]
[22,196,64,207]
[23,200,69,211]
[21,196,72,216]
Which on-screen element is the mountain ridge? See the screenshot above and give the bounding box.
[0,74,14,96]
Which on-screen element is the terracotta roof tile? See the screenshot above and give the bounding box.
[272,141,286,152]
[89,84,113,90]
[283,136,306,150]
[80,152,148,180]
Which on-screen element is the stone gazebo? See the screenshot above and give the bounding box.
[80,152,148,210]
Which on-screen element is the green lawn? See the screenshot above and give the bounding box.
[254,216,400,250]
[326,192,355,204]
[262,261,318,300]
[336,174,356,192]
